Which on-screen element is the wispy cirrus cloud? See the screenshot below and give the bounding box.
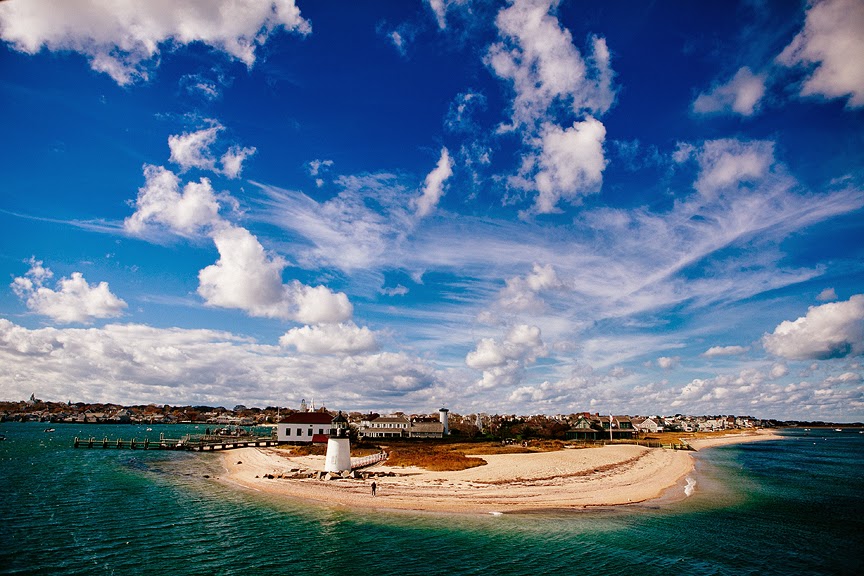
[257,137,863,326]
[426,0,469,30]
[414,148,454,218]
[704,345,750,357]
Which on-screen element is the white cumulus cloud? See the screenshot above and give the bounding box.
[124,165,225,237]
[498,263,564,312]
[693,66,767,116]
[279,322,378,355]
[528,118,607,214]
[0,0,310,85]
[168,125,255,178]
[11,259,127,324]
[126,129,351,323]
[197,225,352,323]
[220,145,257,179]
[486,0,614,129]
[777,0,864,108]
[770,363,788,379]
[169,126,221,172]
[762,294,864,360]
[0,318,440,409]
[466,324,547,389]
[484,0,615,216]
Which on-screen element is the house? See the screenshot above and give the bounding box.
[612,415,634,431]
[84,411,107,423]
[602,415,635,439]
[359,415,410,439]
[632,416,663,434]
[566,415,603,440]
[567,415,635,440]
[700,418,725,432]
[109,409,132,423]
[407,417,445,439]
[276,412,334,443]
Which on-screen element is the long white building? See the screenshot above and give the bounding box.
[276,412,334,443]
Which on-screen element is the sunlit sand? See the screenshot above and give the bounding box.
[219,431,783,514]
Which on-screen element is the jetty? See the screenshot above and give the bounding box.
[73,432,278,452]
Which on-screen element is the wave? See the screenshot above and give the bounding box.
[684,476,696,497]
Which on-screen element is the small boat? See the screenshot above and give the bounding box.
[835,428,842,432]
[44,428,55,433]
[146,427,153,431]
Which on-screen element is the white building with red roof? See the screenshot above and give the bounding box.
[276,412,334,443]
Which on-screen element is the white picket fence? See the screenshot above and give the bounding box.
[351,451,388,469]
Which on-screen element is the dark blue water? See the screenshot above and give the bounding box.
[1,424,861,575]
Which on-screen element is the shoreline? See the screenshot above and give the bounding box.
[218,430,785,515]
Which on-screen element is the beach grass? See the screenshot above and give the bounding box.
[380,439,569,471]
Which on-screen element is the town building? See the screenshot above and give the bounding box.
[565,414,636,441]
[631,416,663,433]
[358,414,445,439]
[276,412,334,443]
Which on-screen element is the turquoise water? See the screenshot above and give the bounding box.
[1,424,861,575]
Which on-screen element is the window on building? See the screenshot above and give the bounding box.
[286,428,291,436]
[318,428,324,435]
[307,428,312,436]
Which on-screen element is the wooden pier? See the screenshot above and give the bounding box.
[73,433,278,452]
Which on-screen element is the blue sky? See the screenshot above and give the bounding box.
[1,0,862,420]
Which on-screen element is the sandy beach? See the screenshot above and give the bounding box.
[219,430,784,514]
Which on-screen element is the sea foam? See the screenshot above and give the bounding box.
[684,476,696,497]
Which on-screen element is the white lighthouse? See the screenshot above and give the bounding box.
[324,411,351,473]
[439,407,450,436]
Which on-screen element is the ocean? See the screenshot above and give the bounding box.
[0,423,861,575]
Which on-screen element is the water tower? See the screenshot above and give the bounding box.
[324,411,351,473]
[439,407,450,435]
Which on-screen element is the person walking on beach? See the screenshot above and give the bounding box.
[371,481,377,497]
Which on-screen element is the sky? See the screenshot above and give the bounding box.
[0,0,862,420]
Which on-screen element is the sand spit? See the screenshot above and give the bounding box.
[686,429,785,451]
[218,430,784,515]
